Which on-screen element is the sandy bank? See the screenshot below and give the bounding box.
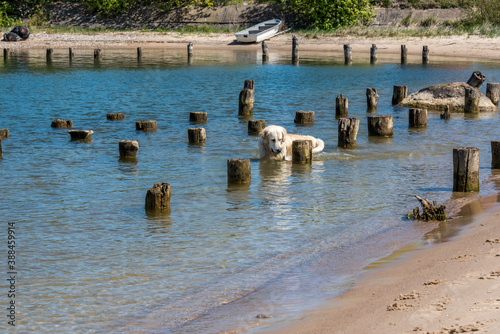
[3,32,500,61]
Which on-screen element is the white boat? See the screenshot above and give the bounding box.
[234,19,281,43]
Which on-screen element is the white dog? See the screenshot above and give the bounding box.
[259,125,324,161]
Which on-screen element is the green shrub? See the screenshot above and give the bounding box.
[420,16,438,27]
[0,1,22,27]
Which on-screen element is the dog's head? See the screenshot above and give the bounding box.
[260,125,287,158]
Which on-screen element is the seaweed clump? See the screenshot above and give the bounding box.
[407,195,447,221]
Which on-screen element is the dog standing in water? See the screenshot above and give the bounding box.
[259,125,324,161]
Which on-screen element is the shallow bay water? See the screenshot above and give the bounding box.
[1,48,500,333]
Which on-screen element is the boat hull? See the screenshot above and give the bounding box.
[234,19,281,43]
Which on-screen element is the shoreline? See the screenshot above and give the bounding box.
[2,32,500,60]
[259,191,500,334]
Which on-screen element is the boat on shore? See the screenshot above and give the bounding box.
[234,19,281,43]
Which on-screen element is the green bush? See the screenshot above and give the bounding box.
[279,0,374,30]
[0,1,22,27]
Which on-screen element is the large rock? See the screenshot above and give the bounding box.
[401,82,497,112]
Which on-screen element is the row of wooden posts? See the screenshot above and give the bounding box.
[4,39,434,65]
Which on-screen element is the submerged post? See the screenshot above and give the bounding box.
[119,140,139,159]
[46,48,53,62]
[137,47,142,60]
[0,129,9,139]
[292,35,299,64]
[189,112,207,123]
[453,147,480,192]
[227,158,251,184]
[94,49,102,61]
[294,111,314,124]
[336,94,348,118]
[68,130,93,141]
[238,80,255,116]
[3,48,9,60]
[248,120,266,135]
[0,139,2,156]
[486,82,499,105]
[422,45,429,64]
[51,119,73,129]
[492,141,500,169]
[464,87,480,114]
[370,44,377,64]
[440,105,451,120]
[69,48,75,60]
[262,41,269,62]
[338,117,360,149]
[344,44,352,65]
[145,182,171,211]
[136,120,157,131]
[367,115,393,137]
[107,113,125,121]
[409,108,427,128]
[292,140,312,163]
[401,45,407,64]
[188,128,206,144]
[392,85,408,105]
[366,88,378,113]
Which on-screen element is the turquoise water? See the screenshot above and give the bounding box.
[1,48,500,333]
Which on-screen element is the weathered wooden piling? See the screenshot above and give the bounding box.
[491,141,500,169]
[238,80,255,116]
[464,87,480,114]
[344,44,352,65]
[292,35,299,64]
[422,45,429,64]
[119,140,139,159]
[370,44,377,64]
[292,140,312,163]
[51,119,73,129]
[453,147,480,192]
[262,41,269,62]
[187,42,193,57]
[440,105,451,120]
[68,130,93,141]
[409,108,427,128]
[467,71,486,88]
[392,85,408,105]
[336,94,348,118]
[366,88,378,113]
[188,128,206,144]
[338,117,360,149]
[367,115,393,137]
[3,48,9,60]
[94,49,102,61]
[0,139,2,156]
[227,158,251,184]
[189,112,207,123]
[69,48,75,60]
[401,45,408,64]
[136,120,157,131]
[0,129,10,139]
[294,111,315,124]
[248,120,266,135]
[137,47,142,60]
[107,113,125,121]
[46,48,53,62]
[145,182,171,211]
[486,82,499,105]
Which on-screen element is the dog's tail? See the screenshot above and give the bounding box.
[312,138,325,154]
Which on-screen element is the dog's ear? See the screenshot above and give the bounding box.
[260,128,268,140]
[280,127,287,139]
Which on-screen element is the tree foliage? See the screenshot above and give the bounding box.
[279,0,374,30]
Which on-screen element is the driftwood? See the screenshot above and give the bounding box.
[407,195,446,221]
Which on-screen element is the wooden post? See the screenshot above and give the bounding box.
[392,85,408,105]
[51,119,73,129]
[440,105,451,120]
[3,48,9,60]
[491,141,500,169]
[0,129,9,139]
[486,82,499,105]
[338,117,360,149]
[94,49,102,61]
[189,112,207,123]
[292,35,299,64]
[466,71,486,88]
[145,182,171,211]
[422,45,429,64]
[370,44,377,64]
[137,47,142,60]
[238,80,255,116]
[69,48,75,60]
[119,140,139,159]
[366,88,378,113]
[262,41,269,62]
[187,42,193,57]
[0,139,2,156]
[294,111,314,124]
[336,94,348,118]
[68,130,93,141]
[344,44,352,65]
[409,108,427,128]
[107,113,125,121]
[248,120,266,135]
[46,48,53,62]
[401,45,408,64]
[292,140,312,163]
[453,147,480,192]
[227,158,251,184]
[136,120,157,131]
[367,115,393,137]
[464,87,480,114]
[188,128,206,144]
